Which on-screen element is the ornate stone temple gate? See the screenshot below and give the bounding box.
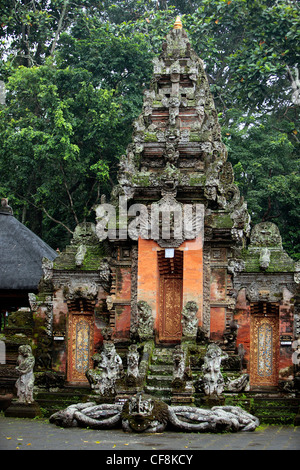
[13,17,299,411]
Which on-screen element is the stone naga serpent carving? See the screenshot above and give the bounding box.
[49,393,259,433]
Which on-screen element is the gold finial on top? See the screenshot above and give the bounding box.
[174,16,182,29]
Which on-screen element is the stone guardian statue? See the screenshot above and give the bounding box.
[15,345,35,404]
[86,343,124,396]
[200,343,228,397]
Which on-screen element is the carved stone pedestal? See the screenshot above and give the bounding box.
[4,400,41,419]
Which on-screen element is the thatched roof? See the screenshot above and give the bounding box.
[0,205,57,292]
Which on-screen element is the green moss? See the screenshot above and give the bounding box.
[144,132,158,142]
[81,245,105,270]
[190,132,201,142]
[131,172,151,187]
[242,249,295,273]
[53,243,106,271]
[189,175,206,186]
[53,246,77,270]
[210,213,233,229]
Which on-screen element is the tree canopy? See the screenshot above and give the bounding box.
[0,0,299,258]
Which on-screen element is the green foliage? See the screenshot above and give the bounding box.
[0,0,299,257]
[221,111,300,259]
[0,62,121,248]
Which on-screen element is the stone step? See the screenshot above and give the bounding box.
[223,395,300,425]
[146,375,173,387]
[152,347,174,356]
[144,385,172,403]
[34,387,92,417]
[151,354,173,365]
[145,384,172,392]
[148,364,173,375]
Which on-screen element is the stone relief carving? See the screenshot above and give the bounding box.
[106,295,115,311]
[244,278,284,303]
[42,257,53,280]
[118,146,137,188]
[99,258,111,292]
[181,301,199,339]
[159,163,181,195]
[28,293,53,337]
[163,142,180,166]
[72,222,98,246]
[294,302,300,338]
[294,261,300,284]
[137,301,154,341]
[230,202,251,244]
[227,258,245,275]
[130,245,139,338]
[65,278,98,301]
[101,327,113,341]
[220,161,234,185]
[223,319,239,350]
[127,344,140,380]
[15,345,35,404]
[202,245,211,335]
[250,221,282,247]
[86,343,124,396]
[172,345,185,381]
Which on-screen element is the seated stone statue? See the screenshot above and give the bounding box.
[137,301,154,341]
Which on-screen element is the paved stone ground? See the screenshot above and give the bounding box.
[0,414,299,454]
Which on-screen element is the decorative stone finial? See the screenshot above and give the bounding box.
[173,16,182,29]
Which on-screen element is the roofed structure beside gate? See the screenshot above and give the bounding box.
[0,199,57,309]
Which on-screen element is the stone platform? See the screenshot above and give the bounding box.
[4,400,41,419]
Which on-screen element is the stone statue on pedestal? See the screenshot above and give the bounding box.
[86,343,124,396]
[127,344,140,379]
[15,345,35,404]
[5,344,41,418]
[200,343,228,397]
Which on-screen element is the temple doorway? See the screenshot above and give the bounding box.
[158,249,183,343]
[250,302,279,388]
[67,299,94,383]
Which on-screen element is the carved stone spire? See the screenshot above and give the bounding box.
[115,21,250,244]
